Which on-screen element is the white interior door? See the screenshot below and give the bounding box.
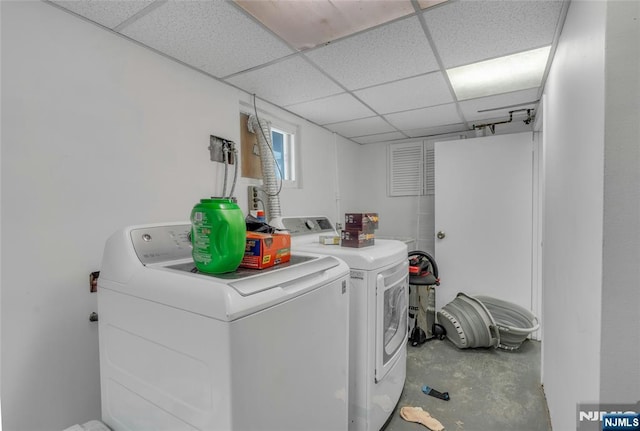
[434,132,534,315]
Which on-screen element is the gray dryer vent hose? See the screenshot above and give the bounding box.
[248,114,282,220]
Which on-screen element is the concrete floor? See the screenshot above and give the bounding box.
[383,339,551,431]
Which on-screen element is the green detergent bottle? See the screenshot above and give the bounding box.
[191,198,246,274]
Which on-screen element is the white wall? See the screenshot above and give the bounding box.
[356,134,474,254]
[541,1,606,429]
[354,142,430,250]
[0,2,359,430]
[600,0,640,403]
[542,1,640,427]
[334,131,363,223]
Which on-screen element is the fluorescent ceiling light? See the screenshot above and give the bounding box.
[447,46,551,101]
[234,0,447,51]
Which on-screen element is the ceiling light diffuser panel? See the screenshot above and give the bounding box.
[447,46,551,101]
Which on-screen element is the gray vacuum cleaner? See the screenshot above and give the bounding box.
[408,251,446,345]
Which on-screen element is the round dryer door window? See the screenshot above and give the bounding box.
[375,261,409,382]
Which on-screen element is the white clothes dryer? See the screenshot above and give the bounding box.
[98,222,350,431]
[275,216,408,431]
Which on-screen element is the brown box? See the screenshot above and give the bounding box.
[240,232,291,269]
[345,213,379,232]
[341,229,375,248]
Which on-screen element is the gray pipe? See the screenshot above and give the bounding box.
[228,145,239,199]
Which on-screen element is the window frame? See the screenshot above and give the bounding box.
[270,126,297,183]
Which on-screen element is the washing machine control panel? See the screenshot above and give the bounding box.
[130,224,193,265]
[280,217,335,236]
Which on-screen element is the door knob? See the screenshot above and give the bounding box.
[437,231,446,239]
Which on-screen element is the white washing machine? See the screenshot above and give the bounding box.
[275,216,408,431]
[98,222,350,431]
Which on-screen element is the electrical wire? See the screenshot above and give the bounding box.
[221,143,229,197]
[228,143,239,198]
[332,132,341,228]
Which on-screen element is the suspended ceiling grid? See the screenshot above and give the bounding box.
[48,0,568,144]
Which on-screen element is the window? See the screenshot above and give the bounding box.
[271,127,296,182]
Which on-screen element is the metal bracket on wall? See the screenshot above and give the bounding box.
[209,135,235,164]
[473,108,535,135]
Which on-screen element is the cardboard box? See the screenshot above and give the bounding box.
[345,213,379,232]
[341,229,375,248]
[240,232,291,269]
[319,235,340,245]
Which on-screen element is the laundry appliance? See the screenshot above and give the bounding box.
[97,222,350,431]
[274,216,408,431]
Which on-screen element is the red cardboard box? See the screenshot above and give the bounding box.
[240,232,291,269]
[341,229,375,248]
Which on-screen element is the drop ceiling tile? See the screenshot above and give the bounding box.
[120,0,294,78]
[417,0,449,10]
[384,104,461,130]
[234,0,416,50]
[306,15,439,90]
[404,123,468,138]
[226,57,344,107]
[285,93,375,125]
[351,132,407,145]
[325,116,396,138]
[51,1,154,29]
[424,1,563,68]
[459,88,539,122]
[354,72,453,114]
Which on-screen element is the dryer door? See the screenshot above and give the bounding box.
[375,260,409,382]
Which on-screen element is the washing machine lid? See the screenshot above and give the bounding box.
[163,254,340,296]
[293,240,407,270]
[98,222,349,320]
